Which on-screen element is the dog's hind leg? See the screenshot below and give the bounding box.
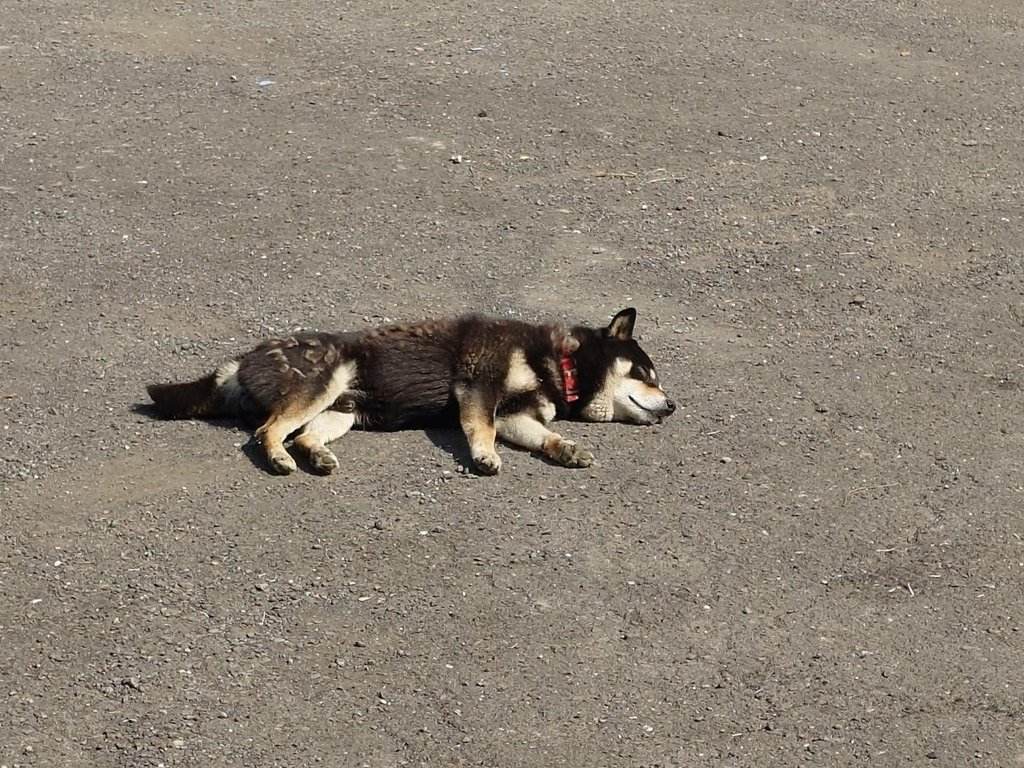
[292,410,355,475]
[455,387,501,475]
[254,407,318,475]
[495,413,595,468]
[255,361,358,475]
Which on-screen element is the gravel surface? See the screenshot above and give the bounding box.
[2,1,1023,766]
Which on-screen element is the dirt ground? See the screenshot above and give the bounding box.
[2,0,1023,765]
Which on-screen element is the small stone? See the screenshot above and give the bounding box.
[850,294,866,305]
[373,519,385,530]
[720,456,733,464]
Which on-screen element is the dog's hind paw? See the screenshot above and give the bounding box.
[548,439,595,468]
[310,447,340,475]
[269,451,298,475]
[473,451,503,475]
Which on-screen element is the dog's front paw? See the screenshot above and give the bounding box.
[473,451,503,475]
[310,447,340,475]
[269,450,298,475]
[548,439,595,468]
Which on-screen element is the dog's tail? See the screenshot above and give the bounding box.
[146,360,242,420]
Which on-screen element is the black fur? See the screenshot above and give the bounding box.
[146,374,219,420]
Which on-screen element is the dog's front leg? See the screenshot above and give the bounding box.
[455,387,502,475]
[495,412,595,469]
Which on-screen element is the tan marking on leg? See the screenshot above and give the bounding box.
[293,410,355,475]
[496,412,595,468]
[456,389,500,475]
[256,360,357,475]
[254,413,299,474]
[504,349,539,393]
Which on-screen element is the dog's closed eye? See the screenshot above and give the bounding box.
[631,365,658,385]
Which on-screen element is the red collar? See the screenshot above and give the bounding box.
[559,355,579,402]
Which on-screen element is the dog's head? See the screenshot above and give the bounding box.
[573,308,676,425]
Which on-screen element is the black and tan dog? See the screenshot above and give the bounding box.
[147,308,675,475]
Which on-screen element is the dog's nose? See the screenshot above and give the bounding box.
[664,398,676,414]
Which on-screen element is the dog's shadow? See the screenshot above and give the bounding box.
[424,427,475,469]
[132,402,285,474]
[425,426,573,470]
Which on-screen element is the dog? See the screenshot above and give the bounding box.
[146,308,675,475]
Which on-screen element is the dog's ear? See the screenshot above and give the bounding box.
[606,308,637,340]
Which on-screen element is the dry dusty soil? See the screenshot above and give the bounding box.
[2,1,1023,766]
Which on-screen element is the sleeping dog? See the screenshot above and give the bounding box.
[147,308,675,475]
